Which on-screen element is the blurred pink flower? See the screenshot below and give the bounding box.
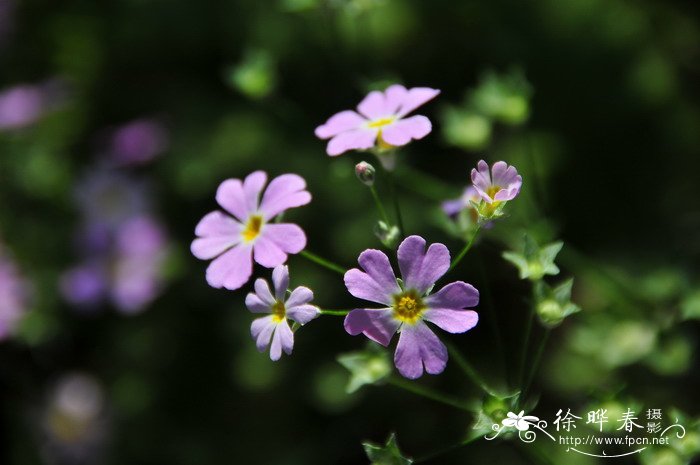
[315,84,440,156]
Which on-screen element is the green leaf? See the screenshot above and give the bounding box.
[363,433,413,465]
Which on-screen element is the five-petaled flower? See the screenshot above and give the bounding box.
[502,411,539,432]
[191,171,311,291]
[343,235,479,379]
[315,84,440,157]
[471,160,522,205]
[245,265,320,360]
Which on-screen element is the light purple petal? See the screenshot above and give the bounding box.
[254,277,276,306]
[315,110,366,139]
[382,84,409,115]
[242,170,267,214]
[426,281,480,309]
[442,198,465,217]
[394,321,448,379]
[259,174,312,219]
[286,304,320,325]
[262,223,307,254]
[205,243,253,290]
[344,249,400,305]
[397,235,450,294]
[490,162,510,186]
[215,178,248,222]
[380,115,432,146]
[423,309,478,334]
[253,236,288,268]
[396,87,441,117]
[326,128,377,156]
[251,315,276,352]
[357,90,387,119]
[270,319,294,360]
[191,211,242,259]
[272,265,289,300]
[245,292,272,314]
[493,175,522,201]
[471,160,494,202]
[285,285,313,308]
[344,308,399,346]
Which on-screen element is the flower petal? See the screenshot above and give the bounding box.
[253,235,288,268]
[471,160,494,202]
[394,321,447,379]
[262,223,307,253]
[205,243,253,290]
[396,87,440,117]
[344,249,400,306]
[357,90,387,119]
[272,265,289,301]
[215,179,248,222]
[382,84,409,115]
[259,174,312,220]
[315,110,366,139]
[191,211,242,259]
[422,309,478,334]
[397,235,450,294]
[326,128,377,156]
[380,115,432,146]
[242,170,267,213]
[285,285,313,308]
[254,277,276,306]
[286,304,320,325]
[270,319,294,360]
[426,281,479,309]
[251,315,276,352]
[245,292,272,313]
[344,308,399,346]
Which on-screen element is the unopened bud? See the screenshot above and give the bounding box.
[355,161,376,186]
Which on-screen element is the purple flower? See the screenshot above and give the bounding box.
[245,265,320,360]
[343,235,479,379]
[191,171,311,291]
[0,244,30,340]
[315,84,440,156]
[109,118,169,166]
[60,215,169,315]
[0,80,65,130]
[471,160,522,204]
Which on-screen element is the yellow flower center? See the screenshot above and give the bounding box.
[392,290,426,324]
[271,301,286,323]
[486,185,502,201]
[367,117,395,129]
[242,215,263,242]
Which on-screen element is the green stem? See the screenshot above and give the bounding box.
[414,434,480,463]
[448,224,481,272]
[445,341,492,394]
[320,309,350,316]
[521,329,550,404]
[369,185,391,225]
[388,376,470,411]
[517,303,536,402]
[384,170,405,238]
[299,250,346,275]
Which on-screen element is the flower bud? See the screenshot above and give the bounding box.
[355,161,376,186]
[374,221,400,248]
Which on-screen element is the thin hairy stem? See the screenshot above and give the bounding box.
[449,224,481,272]
[388,376,470,411]
[299,250,346,275]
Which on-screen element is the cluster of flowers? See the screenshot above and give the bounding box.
[191,84,522,378]
[60,119,171,314]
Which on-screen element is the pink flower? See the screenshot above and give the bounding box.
[315,84,440,156]
[191,171,311,291]
[471,160,522,204]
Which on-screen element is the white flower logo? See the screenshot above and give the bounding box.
[502,411,540,431]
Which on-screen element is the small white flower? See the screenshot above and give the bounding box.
[502,410,539,431]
